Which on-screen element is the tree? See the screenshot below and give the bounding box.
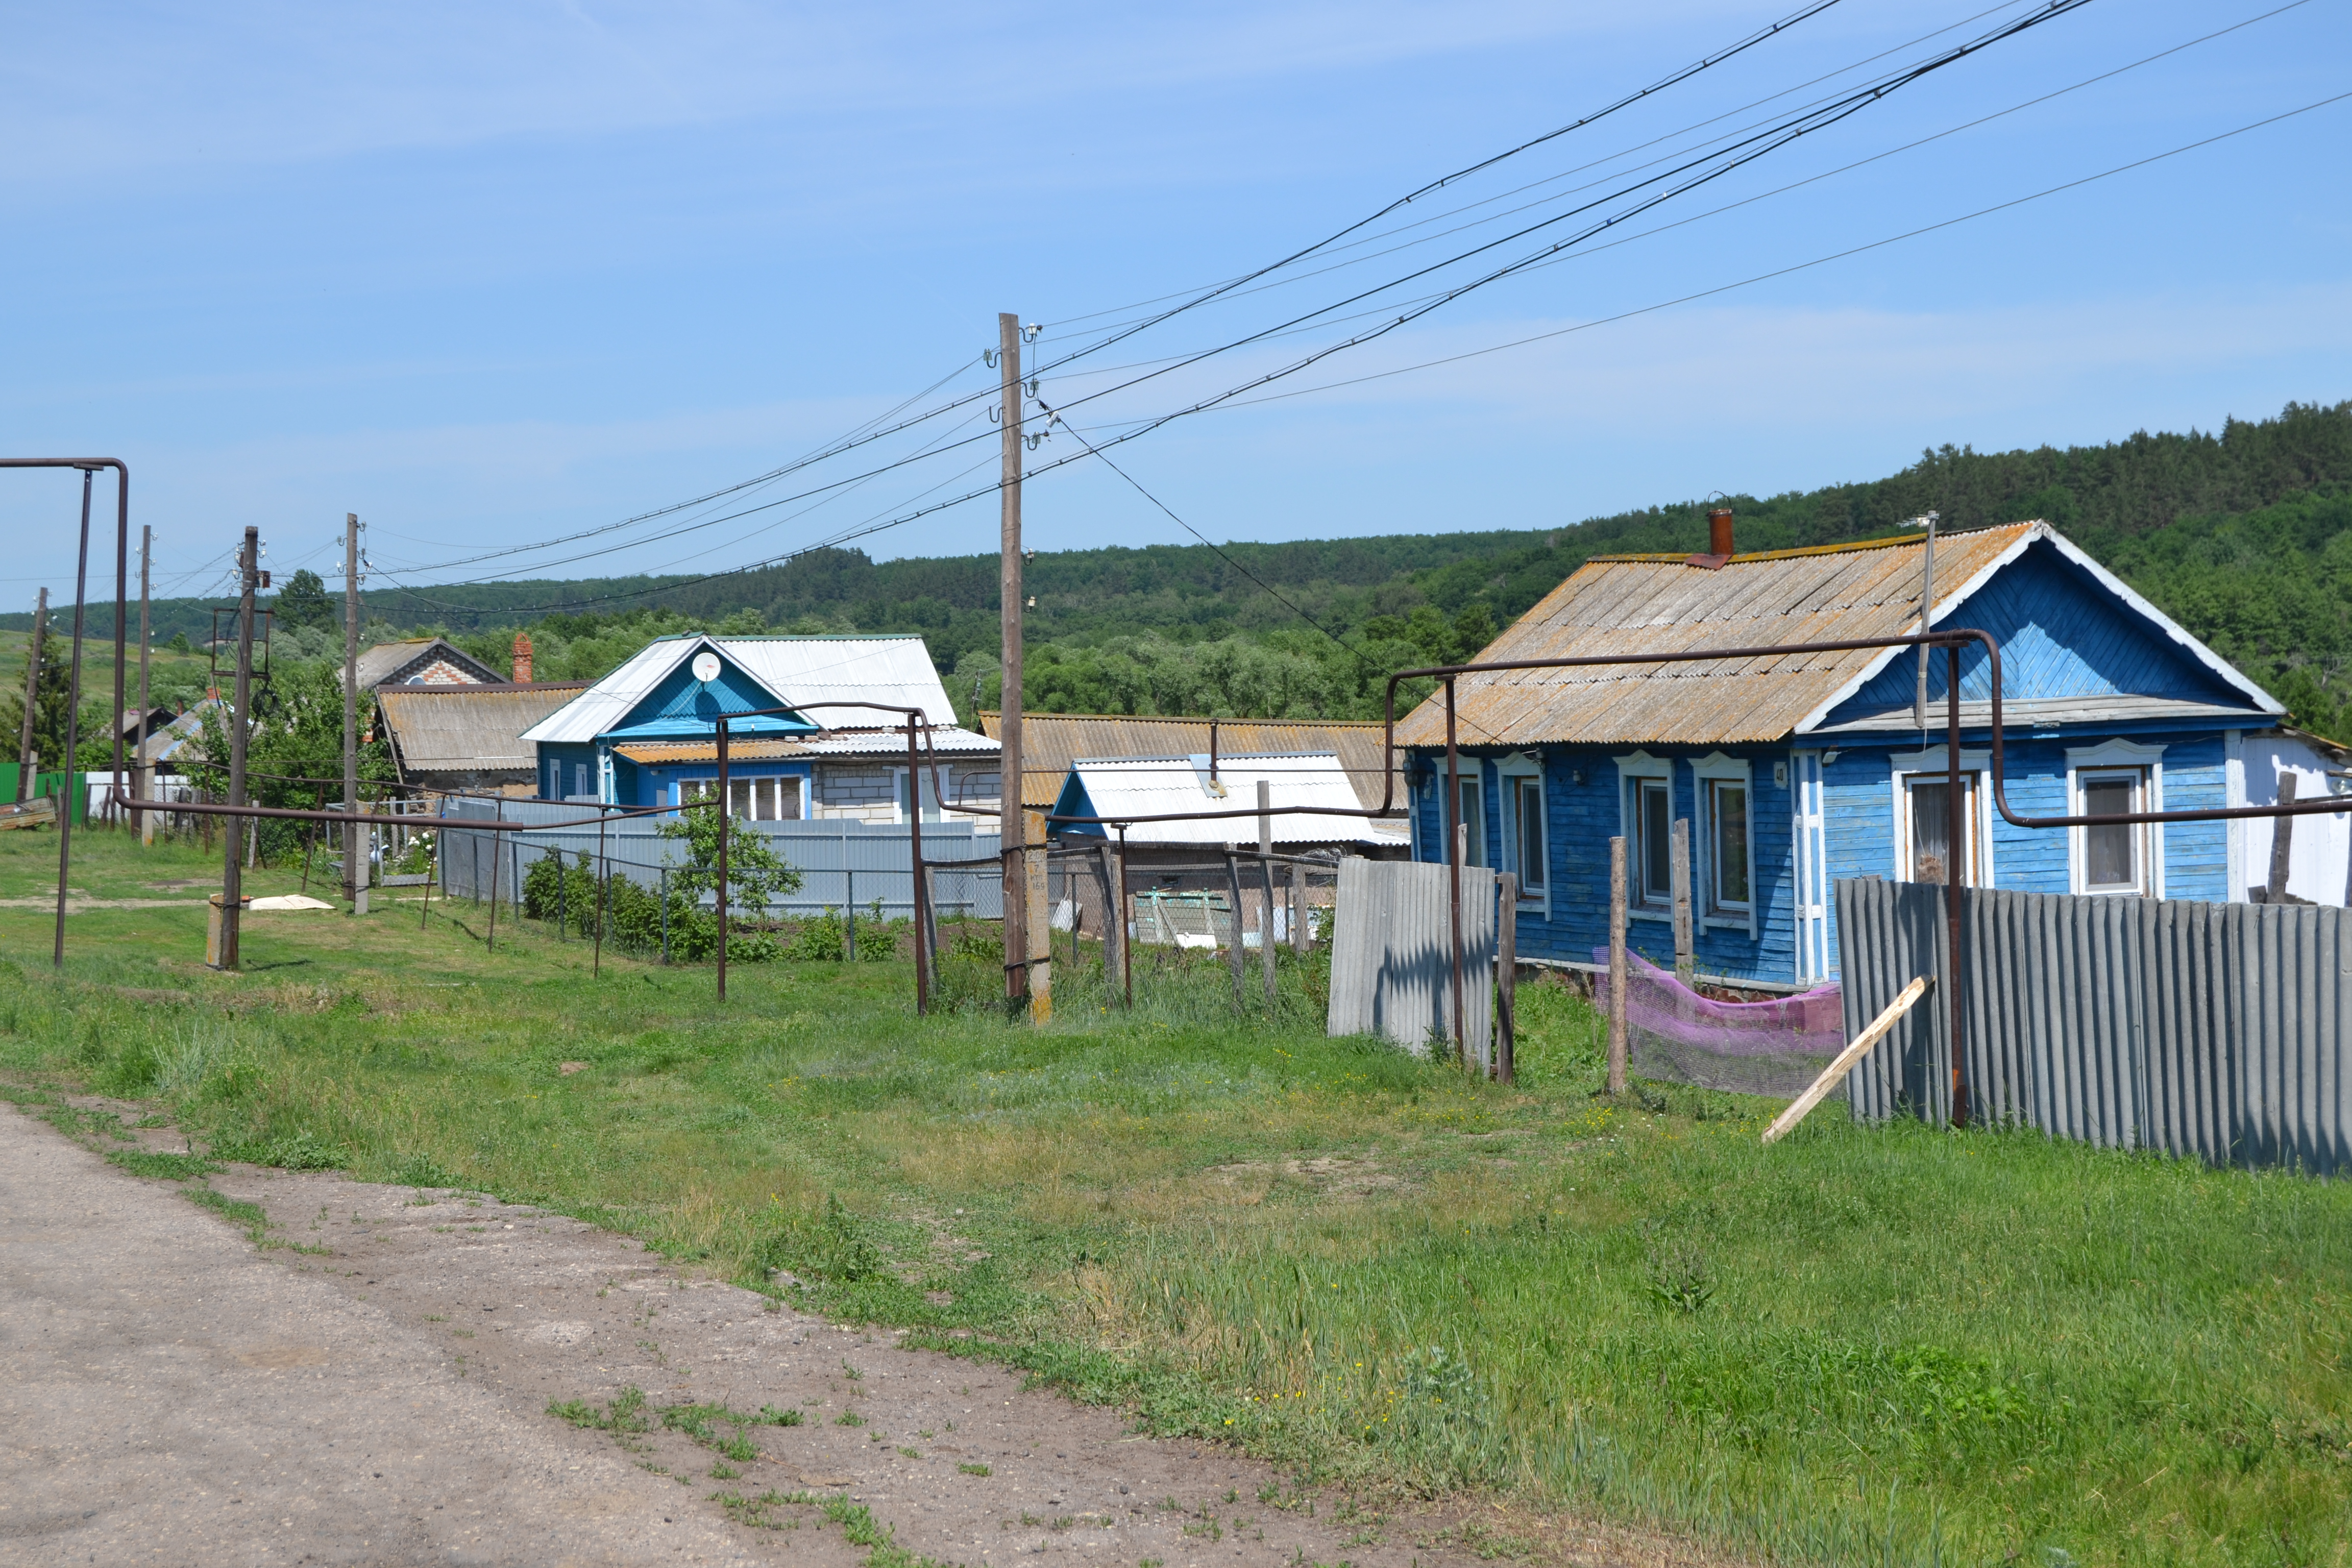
[272,569,332,632]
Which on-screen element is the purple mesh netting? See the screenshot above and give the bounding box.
[1590,948,1844,1098]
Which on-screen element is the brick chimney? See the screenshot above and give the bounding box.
[511,631,533,684]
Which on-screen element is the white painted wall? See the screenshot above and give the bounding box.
[2240,734,2352,905]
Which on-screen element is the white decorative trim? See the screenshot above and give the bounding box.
[1792,523,2284,735]
[2065,738,2167,897]
[1888,746,1996,888]
[1612,750,1673,921]
[1494,752,1550,918]
[1689,752,1756,937]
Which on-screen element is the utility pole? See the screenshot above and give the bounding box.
[16,587,43,802]
[998,311,1028,1013]
[342,514,362,913]
[133,529,151,837]
[1908,511,1938,730]
[216,527,259,970]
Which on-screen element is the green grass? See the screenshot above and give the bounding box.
[2,828,2348,1565]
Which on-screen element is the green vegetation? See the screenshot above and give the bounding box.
[10,402,2350,742]
[3,827,2349,1565]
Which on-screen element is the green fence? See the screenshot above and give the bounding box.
[0,766,90,824]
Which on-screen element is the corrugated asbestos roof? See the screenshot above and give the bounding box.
[1060,753,1406,846]
[522,635,959,745]
[980,712,1402,811]
[1393,523,2048,748]
[377,682,591,777]
[611,727,998,765]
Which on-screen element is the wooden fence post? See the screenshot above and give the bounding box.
[1671,815,1693,984]
[1256,780,1278,1008]
[1223,853,1247,1008]
[1496,871,1516,1084]
[1608,835,1628,1095]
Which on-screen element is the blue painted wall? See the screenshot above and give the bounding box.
[1827,538,2247,722]
[539,742,598,801]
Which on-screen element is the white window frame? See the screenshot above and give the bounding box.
[1451,762,1487,868]
[1611,749,1674,922]
[1691,752,1756,937]
[894,766,941,824]
[1888,746,1995,888]
[2066,739,2166,898]
[1496,752,1549,916]
[679,774,803,821]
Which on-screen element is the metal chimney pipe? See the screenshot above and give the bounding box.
[1707,506,1734,557]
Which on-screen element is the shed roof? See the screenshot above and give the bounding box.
[1055,753,1407,847]
[377,682,592,778]
[354,638,504,691]
[522,635,958,745]
[981,711,1401,812]
[1393,521,2278,749]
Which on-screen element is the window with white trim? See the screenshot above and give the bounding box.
[1613,751,1674,916]
[683,775,801,820]
[1691,753,1754,929]
[1900,772,1981,887]
[2078,767,2150,894]
[1497,753,1546,907]
[1454,770,1486,867]
[2066,739,2166,898]
[896,767,941,824]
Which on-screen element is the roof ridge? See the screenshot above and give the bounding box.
[1588,519,2039,568]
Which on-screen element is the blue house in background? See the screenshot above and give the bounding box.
[519,634,999,821]
[1391,521,2286,990]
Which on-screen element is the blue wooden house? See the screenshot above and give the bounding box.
[1391,521,2286,989]
[519,634,998,820]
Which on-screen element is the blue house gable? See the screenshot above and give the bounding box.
[1394,521,2283,992]
[601,648,817,742]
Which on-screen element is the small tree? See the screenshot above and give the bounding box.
[272,569,333,632]
[655,801,803,962]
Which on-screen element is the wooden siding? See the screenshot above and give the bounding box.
[1827,540,2247,721]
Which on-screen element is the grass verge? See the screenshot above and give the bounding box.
[2,828,2347,1566]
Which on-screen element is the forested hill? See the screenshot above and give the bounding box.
[19,399,2352,740]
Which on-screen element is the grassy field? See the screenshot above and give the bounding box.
[2,827,2348,1566]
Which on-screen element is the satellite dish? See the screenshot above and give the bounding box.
[691,651,722,684]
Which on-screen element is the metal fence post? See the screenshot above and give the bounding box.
[660,866,670,965]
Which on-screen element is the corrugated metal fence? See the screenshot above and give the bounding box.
[1838,877,2350,1174]
[434,800,1002,919]
[1327,857,1497,1060]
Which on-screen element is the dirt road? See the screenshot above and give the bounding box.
[2,1102,1675,1568]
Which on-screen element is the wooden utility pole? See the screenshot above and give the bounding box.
[133,531,151,837]
[997,311,1029,1013]
[342,514,362,913]
[1255,780,1278,1006]
[16,587,43,802]
[1608,835,1629,1095]
[216,527,259,970]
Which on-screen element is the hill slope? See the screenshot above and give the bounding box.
[13,400,2350,739]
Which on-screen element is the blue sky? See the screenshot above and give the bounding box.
[2,1,2346,608]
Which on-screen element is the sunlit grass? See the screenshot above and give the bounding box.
[3,827,2347,1566]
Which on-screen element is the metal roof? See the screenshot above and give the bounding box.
[1057,753,1407,846]
[979,712,1401,811]
[377,682,591,778]
[522,635,959,746]
[1393,522,2277,749]
[611,727,998,766]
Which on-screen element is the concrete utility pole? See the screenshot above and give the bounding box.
[16,587,43,802]
[216,527,259,970]
[134,529,151,836]
[997,311,1028,1012]
[342,514,362,913]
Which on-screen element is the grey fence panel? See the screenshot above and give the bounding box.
[1840,878,1949,1122]
[430,805,1002,920]
[1837,878,2350,1174]
[1327,858,1496,1057]
[2233,903,2352,1177]
[2140,898,2235,1164]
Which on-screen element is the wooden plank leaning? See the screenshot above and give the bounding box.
[1761,974,1933,1146]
